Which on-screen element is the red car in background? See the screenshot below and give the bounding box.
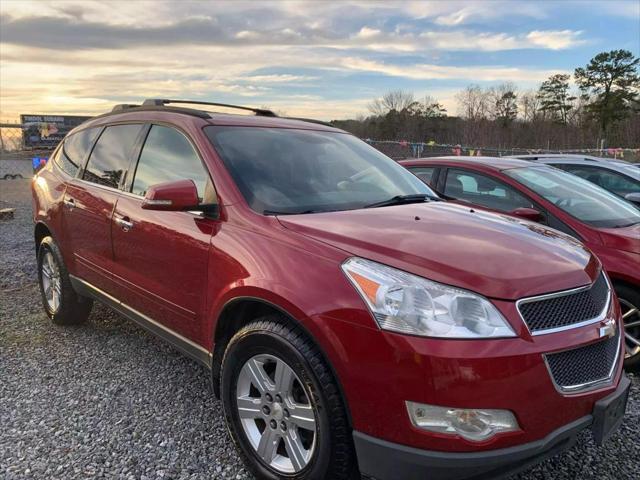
[401,156,640,369]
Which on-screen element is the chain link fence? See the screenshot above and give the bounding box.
[1,123,54,179]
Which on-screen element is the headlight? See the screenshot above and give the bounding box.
[406,401,520,441]
[342,257,515,338]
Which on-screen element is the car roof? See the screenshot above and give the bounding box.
[400,156,533,171]
[516,157,640,179]
[511,153,630,164]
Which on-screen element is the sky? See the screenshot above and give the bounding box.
[1,0,639,121]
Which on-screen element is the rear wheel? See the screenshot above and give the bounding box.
[615,284,640,370]
[220,317,356,480]
[37,236,93,325]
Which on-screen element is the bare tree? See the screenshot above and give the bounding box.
[368,90,416,116]
[519,90,542,123]
[489,82,518,125]
[455,85,490,120]
[411,95,447,118]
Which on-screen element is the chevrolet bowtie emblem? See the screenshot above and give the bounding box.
[599,319,616,339]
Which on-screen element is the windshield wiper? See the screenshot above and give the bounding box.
[263,209,322,215]
[363,193,438,209]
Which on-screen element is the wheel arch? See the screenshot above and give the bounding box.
[34,221,52,253]
[210,295,354,429]
[609,274,640,295]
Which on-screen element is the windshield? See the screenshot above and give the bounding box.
[505,166,640,228]
[205,126,433,214]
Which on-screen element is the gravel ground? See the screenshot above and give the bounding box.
[1,178,638,480]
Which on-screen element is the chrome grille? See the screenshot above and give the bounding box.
[545,327,620,393]
[517,273,609,334]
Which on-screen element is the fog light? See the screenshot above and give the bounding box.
[406,401,519,442]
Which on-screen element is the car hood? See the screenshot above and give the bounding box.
[278,202,598,300]
[598,223,640,254]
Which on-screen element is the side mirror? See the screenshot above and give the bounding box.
[624,192,640,205]
[510,207,543,222]
[142,179,212,213]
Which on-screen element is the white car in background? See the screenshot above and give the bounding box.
[511,154,640,207]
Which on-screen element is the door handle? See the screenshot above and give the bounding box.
[63,198,75,209]
[114,216,134,232]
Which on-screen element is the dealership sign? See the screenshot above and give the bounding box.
[20,114,91,148]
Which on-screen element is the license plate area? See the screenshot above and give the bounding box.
[592,376,630,445]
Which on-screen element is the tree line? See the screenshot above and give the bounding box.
[331,50,639,149]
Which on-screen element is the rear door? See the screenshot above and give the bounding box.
[62,123,144,291]
[110,124,217,341]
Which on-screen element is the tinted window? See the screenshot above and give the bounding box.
[83,124,143,189]
[56,128,100,177]
[205,126,432,214]
[506,166,640,228]
[408,167,436,187]
[444,168,534,212]
[132,125,213,203]
[557,165,640,197]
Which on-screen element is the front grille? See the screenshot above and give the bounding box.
[545,328,620,392]
[518,273,609,333]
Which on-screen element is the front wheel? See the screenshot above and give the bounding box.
[37,236,93,325]
[220,317,356,480]
[616,284,640,371]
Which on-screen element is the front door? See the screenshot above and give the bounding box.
[110,124,217,342]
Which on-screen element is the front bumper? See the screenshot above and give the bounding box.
[354,376,630,480]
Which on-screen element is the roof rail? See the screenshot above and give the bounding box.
[142,99,277,117]
[111,104,139,112]
[284,117,334,128]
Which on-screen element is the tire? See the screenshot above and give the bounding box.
[220,316,356,480]
[2,174,9,180]
[37,236,93,325]
[616,284,640,371]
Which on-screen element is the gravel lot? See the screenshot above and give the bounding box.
[1,178,638,479]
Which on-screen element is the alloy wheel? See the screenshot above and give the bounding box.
[621,298,640,360]
[236,354,317,474]
[41,251,62,313]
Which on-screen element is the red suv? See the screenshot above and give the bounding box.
[401,156,640,370]
[32,100,629,480]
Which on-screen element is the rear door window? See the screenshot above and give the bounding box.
[131,125,214,203]
[56,127,100,177]
[83,124,143,189]
[444,168,534,212]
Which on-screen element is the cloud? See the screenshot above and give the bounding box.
[526,30,587,50]
[405,1,547,25]
[240,74,319,83]
[418,30,586,51]
[355,27,382,39]
[340,57,567,82]
[0,10,585,53]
